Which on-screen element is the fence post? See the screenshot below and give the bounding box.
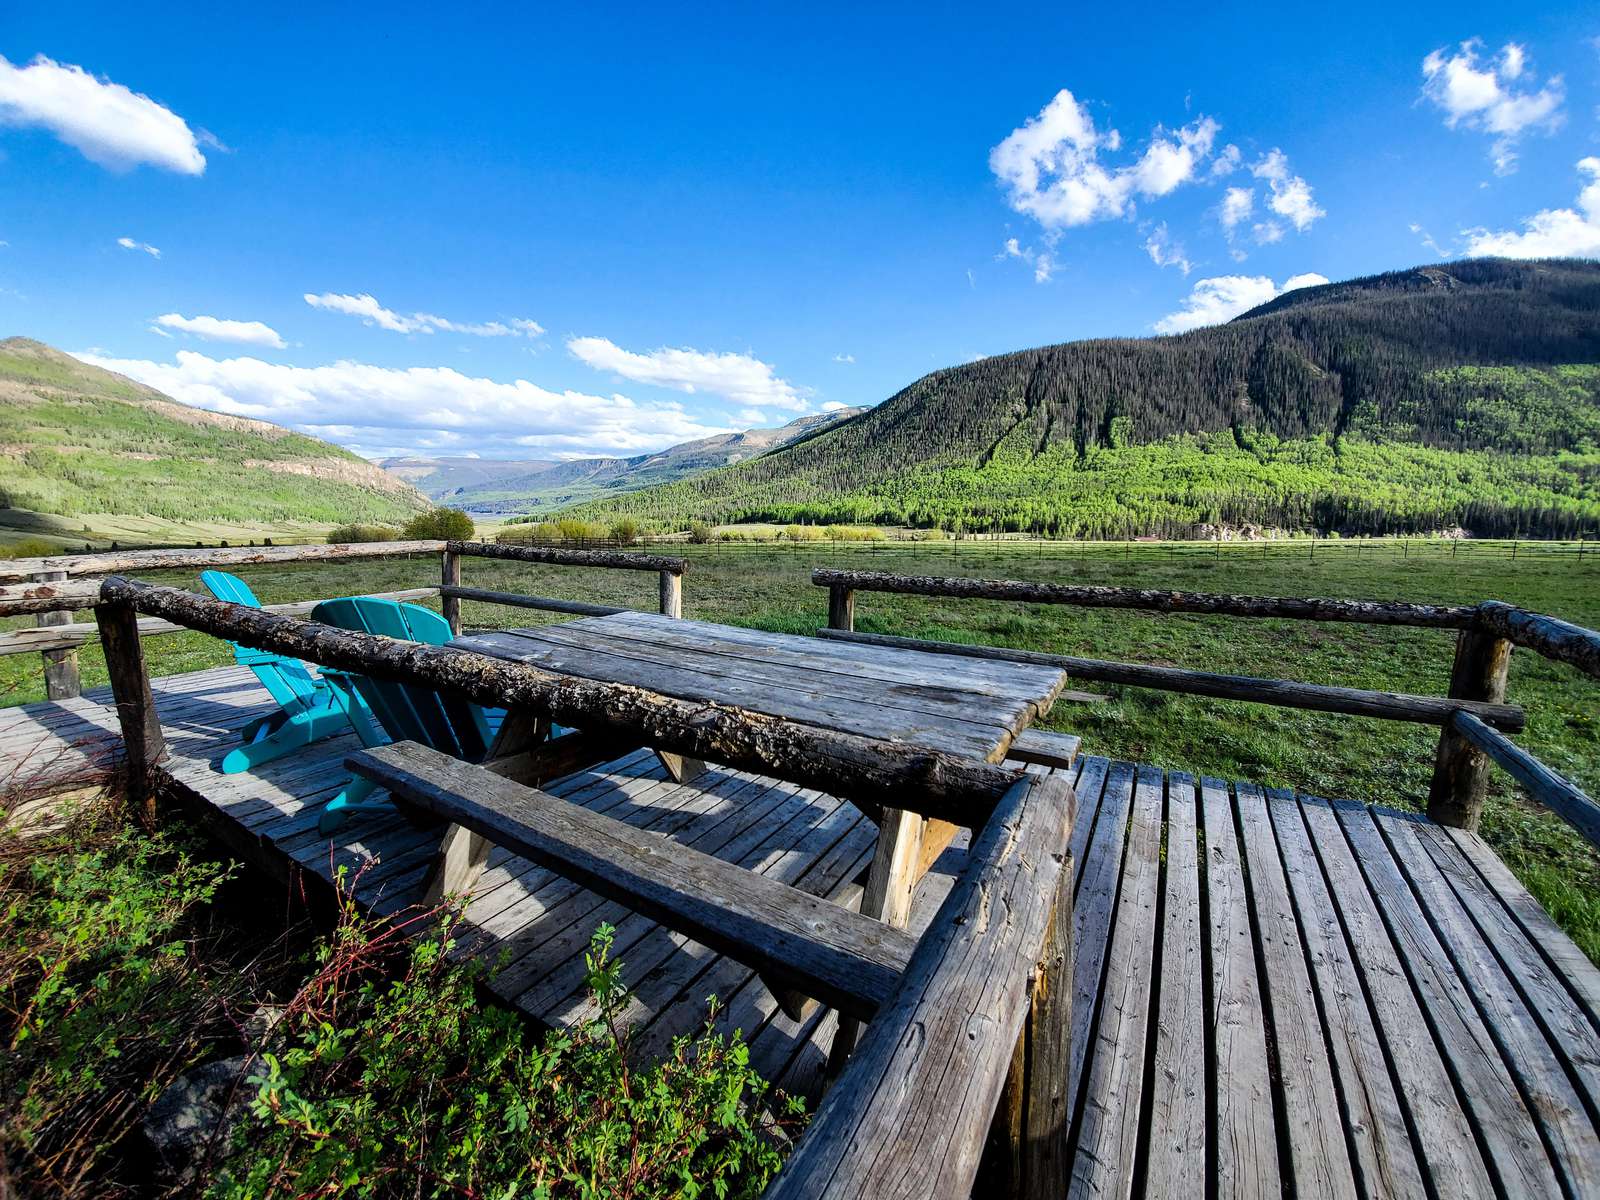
[1427,626,1513,830]
[828,584,855,633]
[32,569,81,699]
[658,569,682,618]
[94,600,166,822]
[440,549,461,636]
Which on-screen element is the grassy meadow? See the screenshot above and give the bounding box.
[4,538,1598,960]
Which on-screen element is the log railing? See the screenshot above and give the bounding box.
[814,568,1600,850]
[0,540,687,699]
[89,574,1074,1195]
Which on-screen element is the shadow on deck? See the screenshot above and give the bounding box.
[4,664,1598,1197]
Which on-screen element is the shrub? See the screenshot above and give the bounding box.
[326,524,398,544]
[215,910,803,1198]
[400,509,476,541]
[688,521,715,544]
[0,791,243,1196]
[555,517,608,542]
[610,517,642,545]
[0,537,59,559]
[783,524,823,542]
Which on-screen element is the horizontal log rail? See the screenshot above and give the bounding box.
[1449,712,1600,851]
[0,539,449,584]
[96,577,1019,824]
[812,568,1481,629]
[0,588,443,657]
[437,585,626,619]
[349,740,919,1021]
[1476,601,1600,683]
[815,628,1527,731]
[446,540,687,575]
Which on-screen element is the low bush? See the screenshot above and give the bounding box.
[0,537,60,559]
[325,524,398,544]
[400,509,476,541]
[687,521,715,544]
[215,905,804,1198]
[782,524,823,542]
[610,517,642,545]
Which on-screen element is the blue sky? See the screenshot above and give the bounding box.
[1,2,1596,460]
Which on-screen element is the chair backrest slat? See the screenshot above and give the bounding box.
[199,570,323,706]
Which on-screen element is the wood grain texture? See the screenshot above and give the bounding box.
[1427,631,1513,830]
[94,600,165,819]
[438,586,626,618]
[765,774,1075,1200]
[349,741,917,1020]
[32,570,80,699]
[1476,600,1600,681]
[0,539,447,582]
[811,568,1480,628]
[1446,711,1600,849]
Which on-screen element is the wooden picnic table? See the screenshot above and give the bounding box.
[453,610,1068,764]
[450,611,1071,1037]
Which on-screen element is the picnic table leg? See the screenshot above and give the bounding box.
[421,708,547,905]
[656,749,709,785]
[826,805,925,1071]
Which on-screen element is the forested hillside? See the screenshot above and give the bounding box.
[565,259,1600,538]
[0,338,429,543]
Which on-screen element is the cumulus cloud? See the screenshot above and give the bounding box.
[70,349,731,460]
[303,292,544,338]
[1460,157,1600,258]
[153,312,285,349]
[566,336,807,411]
[833,353,855,364]
[1154,271,1329,335]
[1250,149,1324,232]
[999,236,1056,282]
[117,236,161,258]
[1421,40,1564,174]
[1219,187,1254,231]
[820,400,850,412]
[1144,223,1192,273]
[0,55,205,174]
[989,89,1222,231]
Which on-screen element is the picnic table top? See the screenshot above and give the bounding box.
[452,610,1068,763]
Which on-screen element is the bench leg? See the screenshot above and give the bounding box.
[656,749,709,785]
[826,806,925,1073]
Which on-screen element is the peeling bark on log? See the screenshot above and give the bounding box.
[0,578,106,614]
[1477,601,1600,682]
[811,568,1480,629]
[446,540,687,575]
[0,540,447,583]
[98,577,1017,823]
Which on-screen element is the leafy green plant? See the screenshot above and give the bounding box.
[214,901,804,1199]
[0,789,243,1197]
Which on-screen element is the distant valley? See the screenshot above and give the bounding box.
[380,408,868,514]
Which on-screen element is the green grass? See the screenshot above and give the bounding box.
[3,540,1597,960]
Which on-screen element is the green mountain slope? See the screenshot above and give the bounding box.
[380,407,870,514]
[564,259,1600,538]
[0,338,430,545]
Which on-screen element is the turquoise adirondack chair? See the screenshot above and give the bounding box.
[200,570,373,774]
[311,596,505,835]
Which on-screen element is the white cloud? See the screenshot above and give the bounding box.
[303,292,543,338]
[153,312,285,349]
[1251,150,1324,232]
[820,400,850,412]
[989,89,1222,231]
[1144,223,1191,273]
[833,353,855,364]
[70,349,731,460]
[117,236,160,258]
[567,336,807,411]
[1219,186,1254,230]
[999,236,1057,283]
[1154,271,1329,334]
[0,55,205,174]
[1421,40,1564,174]
[1460,157,1600,258]
[732,408,770,426]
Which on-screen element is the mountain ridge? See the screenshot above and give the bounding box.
[556,258,1600,538]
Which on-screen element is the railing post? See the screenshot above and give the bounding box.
[659,569,682,618]
[440,549,461,636]
[94,600,166,822]
[32,569,81,699]
[828,584,855,632]
[1428,625,1513,830]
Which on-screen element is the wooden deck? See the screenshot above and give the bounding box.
[5,664,1600,1197]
